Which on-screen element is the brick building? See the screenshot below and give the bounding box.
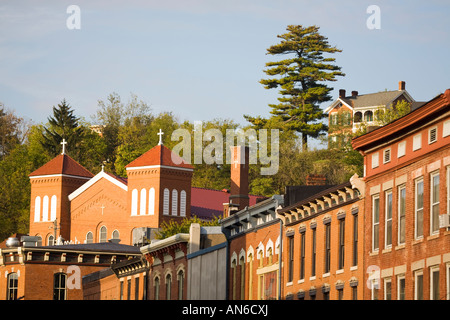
[277,178,365,300]
[352,88,450,300]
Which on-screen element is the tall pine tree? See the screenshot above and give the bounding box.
[245,25,345,150]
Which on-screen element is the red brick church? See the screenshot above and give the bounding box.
[28,132,262,247]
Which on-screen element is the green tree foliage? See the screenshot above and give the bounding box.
[0,106,28,160]
[245,25,345,150]
[374,100,412,126]
[155,215,221,240]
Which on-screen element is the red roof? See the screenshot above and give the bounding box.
[29,154,94,178]
[125,144,194,169]
[190,187,265,219]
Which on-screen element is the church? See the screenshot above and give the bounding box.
[27,131,262,247]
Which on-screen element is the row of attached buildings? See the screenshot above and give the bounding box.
[0,85,449,300]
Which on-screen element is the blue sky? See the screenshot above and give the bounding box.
[1,0,449,129]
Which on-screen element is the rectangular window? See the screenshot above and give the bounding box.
[385,191,393,248]
[338,289,344,300]
[324,223,331,273]
[414,270,423,300]
[444,119,450,137]
[135,277,139,300]
[397,275,405,300]
[429,126,437,144]
[338,219,345,270]
[398,186,406,245]
[352,214,358,267]
[352,286,357,300]
[384,278,392,300]
[372,153,379,169]
[415,179,424,239]
[431,172,440,235]
[372,195,380,251]
[413,133,422,151]
[311,228,316,277]
[397,141,406,158]
[299,232,305,280]
[383,148,391,164]
[127,279,131,300]
[431,267,440,300]
[288,236,294,282]
[120,281,124,300]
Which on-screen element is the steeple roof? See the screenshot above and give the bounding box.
[125,144,193,170]
[29,154,94,178]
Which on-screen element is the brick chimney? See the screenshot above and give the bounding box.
[399,81,406,91]
[228,145,249,213]
[339,89,346,98]
[306,174,327,186]
[351,91,358,97]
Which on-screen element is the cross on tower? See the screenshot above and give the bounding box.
[157,129,164,145]
[60,138,68,155]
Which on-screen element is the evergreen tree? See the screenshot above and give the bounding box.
[245,25,345,150]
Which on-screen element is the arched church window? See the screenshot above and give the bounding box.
[99,226,107,243]
[34,196,41,222]
[165,274,172,300]
[48,234,55,246]
[172,189,178,216]
[149,188,155,215]
[131,189,138,216]
[86,232,93,244]
[163,188,170,215]
[112,230,120,240]
[140,188,147,215]
[180,190,186,217]
[50,195,57,221]
[42,195,49,221]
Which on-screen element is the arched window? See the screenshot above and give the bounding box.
[36,235,42,246]
[99,226,107,243]
[354,111,362,123]
[131,189,138,216]
[154,276,160,300]
[364,110,373,122]
[48,234,55,246]
[34,196,41,222]
[53,272,67,300]
[163,188,170,216]
[7,273,18,300]
[177,270,184,300]
[112,230,120,240]
[86,232,93,244]
[42,195,49,222]
[172,189,178,216]
[239,256,245,300]
[50,195,57,221]
[148,188,155,215]
[166,273,172,300]
[140,188,147,215]
[180,190,186,217]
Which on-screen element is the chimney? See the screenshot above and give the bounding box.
[306,174,327,186]
[228,145,250,213]
[399,81,406,91]
[339,89,346,98]
[351,91,358,97]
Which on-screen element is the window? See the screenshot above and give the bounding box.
[180,190,186,217]
[338,289,344,300]
[414,270,423,300]
[140,188,147,215]
[34,196,41,222]
[324,223,331,274]
[352,213,358,267]
[6,273,18,300]
[148,188,155,215]
[397,141,406,158]
[135,277,139,300]
[444,119,450,137]
[384,278,392,300]
[383,149,391,164]
[99,226,107,243]
[385,191,393,248]
[120,281,124,300]
[178,270,184,300]
[372,195,380,251]
[338,218,345,270]
[172,189,178,216]
[163,188,170,215]
[154,277,160,300]
[288,236,294,282]
[352,286,357,300]
[86,231,93,244]
[429,126,437,144]
[415,179,424,239]
[43,195,49,221]
[430,172,440,235]
[299,232,305,280]
[127,278,131,300]
[398,186,406,245]
[413,133,422,151]
[112,230,120,240]
[447,264,450,300]
[48,235,55,246]
[372,153,379,169]
[397,275,405,300]
[131,189,138,216]
[354,111,362,123]
[50,195,57,221]
[239,256,245,300]
[53,273,67,300]
[166,274,172,300]
[430,266,440,300]
[364,110,373,122]
[311,228,316,277]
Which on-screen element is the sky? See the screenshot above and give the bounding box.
[1,0,449,130]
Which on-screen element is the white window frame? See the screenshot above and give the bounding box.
[429,126,438,144]
[163,188,170,216]
[430,266,440,300]
[372,195,380,252]
[397,141,406,158]
[397,274,405,300]
[385,190,393,249]
[372,153,379,169]
[383,148,391,164]
[384,277,392,300]
[446,263,450,300]
[443,119,450,138]
[415,178,424,239]
[430,171,440,235]
[413,133,422,151]
[398,185,406,245]
[414,270,423,300]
